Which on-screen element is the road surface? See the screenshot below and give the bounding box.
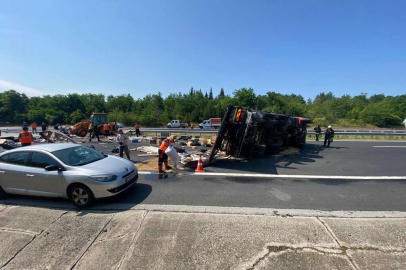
[2,140,405,213]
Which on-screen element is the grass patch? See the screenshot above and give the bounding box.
[307,135,406,140]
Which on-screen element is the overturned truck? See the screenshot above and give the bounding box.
[208,106,311,163]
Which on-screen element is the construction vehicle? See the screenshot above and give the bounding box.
[208,106,311,163]
[69,112,118,137]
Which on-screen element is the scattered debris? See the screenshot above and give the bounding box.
[136,146,159,153]
[138,154,159,157]
[279,147,300,156]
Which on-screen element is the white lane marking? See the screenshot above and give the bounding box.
[91,203,406,218]
[373,146,406,148]
[138,171,406,180]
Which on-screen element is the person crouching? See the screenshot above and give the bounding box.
[158,137,174,174]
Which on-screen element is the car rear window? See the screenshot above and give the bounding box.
[0,154,9,163]
[8,152,30,166]
[29,152,61,169]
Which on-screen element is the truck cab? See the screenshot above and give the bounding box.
[199,120,210,129]
[167,120,188,128]
[199,118,221,129]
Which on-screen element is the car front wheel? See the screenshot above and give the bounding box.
[68,184,95,208]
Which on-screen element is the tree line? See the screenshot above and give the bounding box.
[0,88,405,127]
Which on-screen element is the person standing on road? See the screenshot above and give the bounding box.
[31,122,37,134]
[157,137,174,174]
[103,123,110,138]
[89,123,101,142]
[88,122,94,140]
[41,122,48,132]
[314,125,321,141]
[135,122,141,137]
[18,127,34,146]
[22,122,29,130]
[324,126,332,147]
[116,129,131,160]
[329,125,335,143]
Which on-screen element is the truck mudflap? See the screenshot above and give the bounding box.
[207,106,311,164]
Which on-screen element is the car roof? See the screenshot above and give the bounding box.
[0,143,80,155]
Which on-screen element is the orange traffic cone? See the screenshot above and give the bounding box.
[195,154,205,172]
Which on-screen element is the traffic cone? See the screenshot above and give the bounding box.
[195,154,205,172]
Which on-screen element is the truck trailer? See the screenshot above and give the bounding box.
[208,106,311,163]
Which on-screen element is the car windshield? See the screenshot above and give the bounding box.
[52,146,106,166]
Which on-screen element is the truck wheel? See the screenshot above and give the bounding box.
[252,144,266,157]
[167,126,171,128]
[77,129,87,137]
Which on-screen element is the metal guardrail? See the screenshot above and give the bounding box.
[2,127,406,137]
[130,128,406,136]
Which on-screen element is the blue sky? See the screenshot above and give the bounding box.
[1,0,405,99]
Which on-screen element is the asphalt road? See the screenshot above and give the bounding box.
[1,139,405,212]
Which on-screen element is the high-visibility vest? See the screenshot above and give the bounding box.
[135,124,140,129]
[103,124,109,131]
[159,139,170,151]
[31,123,37,128]
[20,131,33,144]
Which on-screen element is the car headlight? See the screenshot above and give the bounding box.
[89,175,118,182]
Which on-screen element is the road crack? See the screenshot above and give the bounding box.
[317,217,359,270]
[70,213,116,270]
[0,209,70,269]
[0,228,37,236]
[116,211,148,270]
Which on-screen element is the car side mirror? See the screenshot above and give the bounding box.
[45,165,61,171]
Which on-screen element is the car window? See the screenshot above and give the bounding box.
[0,154,9,163]
[53,146,105,166]
[29,152,60,169]
[8,152,29,166]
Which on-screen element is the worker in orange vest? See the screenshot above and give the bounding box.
[31,122,37,134]
[158,137,174,173]
[135,122,141,137]
[18,127,34,146]
[103,123,110,137]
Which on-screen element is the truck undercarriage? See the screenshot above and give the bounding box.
[208,106,311,163]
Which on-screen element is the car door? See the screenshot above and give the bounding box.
[25,151,64,197]
[0,151,30,194]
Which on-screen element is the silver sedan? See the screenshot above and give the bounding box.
[0,144,138,208]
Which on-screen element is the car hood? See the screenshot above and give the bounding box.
[71,156,136,176]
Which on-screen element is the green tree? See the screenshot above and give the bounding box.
[209,88,213,99]
[233,88,256,108]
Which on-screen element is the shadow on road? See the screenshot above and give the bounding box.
[210,143,332,174]
[1,183,153,212]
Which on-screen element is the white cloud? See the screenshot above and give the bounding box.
[0,79,47,97]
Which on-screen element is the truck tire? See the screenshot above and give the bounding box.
[252,144,266,157]
[77,129,87,137]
